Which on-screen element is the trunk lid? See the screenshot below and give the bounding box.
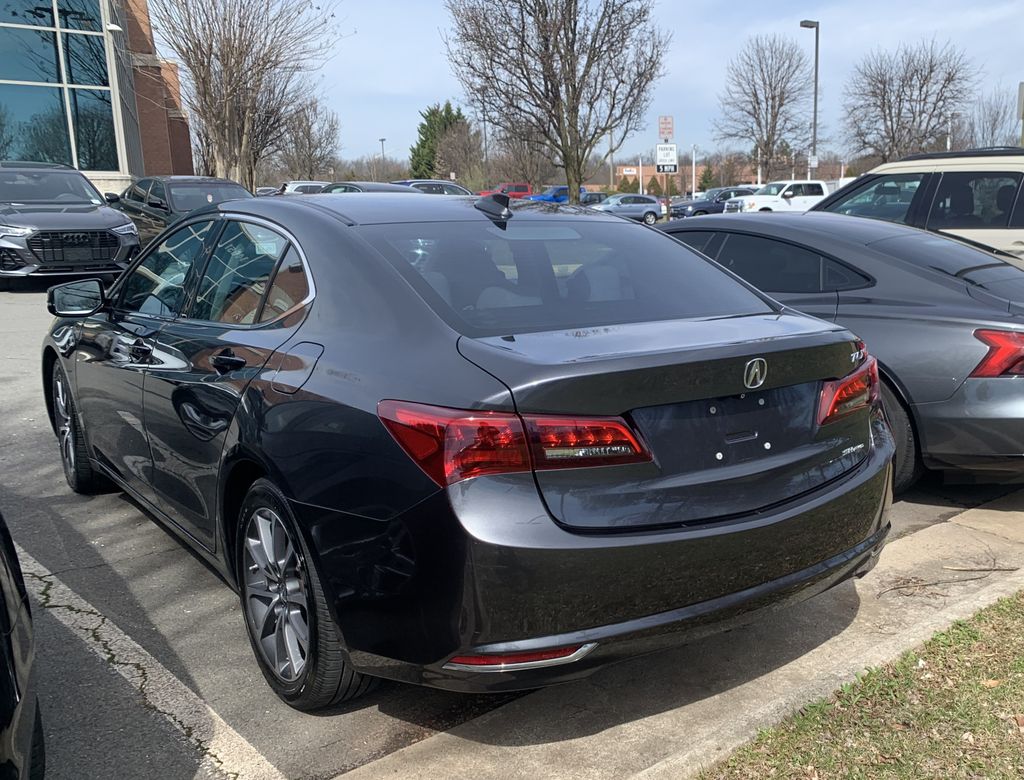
[458,313,871,530]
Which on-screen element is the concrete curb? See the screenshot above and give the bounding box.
[337,491,1024,780]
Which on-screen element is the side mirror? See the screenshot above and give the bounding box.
[782,190,795,199]
[48,278,106,317]
[104,192,120,204]
[148,198,167,210]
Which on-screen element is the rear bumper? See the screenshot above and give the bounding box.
[312,418,893,692]
[916,377,1024,475]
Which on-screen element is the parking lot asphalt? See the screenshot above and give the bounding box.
[0,280,1019,779]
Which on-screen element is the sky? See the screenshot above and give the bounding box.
[318,0,1024,163]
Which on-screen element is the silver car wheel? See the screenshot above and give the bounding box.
[53,369,75,473]
[242,507,310,683]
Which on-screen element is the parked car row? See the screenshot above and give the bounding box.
[11,145,1024,731]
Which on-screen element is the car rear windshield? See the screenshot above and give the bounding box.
[359,219,773,336]
[0,170,102,204]
[871,233,1024,277]
[168,182,252,212]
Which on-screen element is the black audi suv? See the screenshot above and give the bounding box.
[0,162,139,290]
[42,193,894,709]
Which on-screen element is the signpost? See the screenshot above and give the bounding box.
[656,143,677,174]
[658,115,674,143]
[1018,82,1024,147]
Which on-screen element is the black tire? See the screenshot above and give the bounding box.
[881,381,922,493]
[236,478,376,710]
[693,210,707,216]
[759,208,772,212]
[642,211,657,225]
[52,362,109,494]
[29,703,45,780]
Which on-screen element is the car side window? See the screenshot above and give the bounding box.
[927,172,1023,229]
[260,247,311,323]
[823,173,925,224]
[442,183,466,195]
[822,258,871,291]
[190,220,288,325]
[805,184,824,196]
[125,179,148,202]
[118,221,214,317]
[717,233,823,293]
[148,179,166,205]
[415,182,445,194]
[671,230,716,254]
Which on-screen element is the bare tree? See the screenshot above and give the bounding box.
[843,39,978,161]
[963,86,1021,148]
[489,129,561,190]
[445,0,669,204]
[435,120,486,192]
[715,35,811,181]
[149,0,338,189]
[276,98,340,180]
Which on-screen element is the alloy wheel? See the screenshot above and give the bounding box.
[53,369,75,474]
[242,507,310,683]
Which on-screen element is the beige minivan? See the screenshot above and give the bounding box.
[812,147,1024,256]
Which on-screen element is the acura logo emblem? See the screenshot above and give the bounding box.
[743,358,767,389]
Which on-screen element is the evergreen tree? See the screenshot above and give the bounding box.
[699,165,715,191]
[618,175,637,193]
[647,175,662,196]
[409,101,466,179]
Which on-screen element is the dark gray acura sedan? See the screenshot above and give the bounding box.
[661,212,1024,492]
[42,194,893,710]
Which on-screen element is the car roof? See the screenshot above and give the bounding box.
[661,211,932,246]
[209,192,624,226]
[0,160,75,171]
[327,181,422,192]
[149,175,243,185]
[898,146,1024,162]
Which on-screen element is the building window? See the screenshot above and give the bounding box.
[0,83,73,165]
[0,0,118,171]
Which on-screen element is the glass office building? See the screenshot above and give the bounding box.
[0,0,144,178]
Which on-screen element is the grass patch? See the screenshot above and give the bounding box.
[700,591,1024,779]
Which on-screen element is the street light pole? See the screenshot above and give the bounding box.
[946,113,960,151]
[800,20,819,178]
[691,144,697,195]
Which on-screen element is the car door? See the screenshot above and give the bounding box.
[924,171,1024,255]
[796,182,825,210]
[710,232,840,320]
[119,178,154,238]
[73,219,216,502]
[132,179,170,247]
[142,217,313,545]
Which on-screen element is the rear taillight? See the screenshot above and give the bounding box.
[523,416,650,470]
[817,356,880,426]
[970,329,1024,377]
[444,643,596,670]
[377,401,530,486]
[378,401,651,486]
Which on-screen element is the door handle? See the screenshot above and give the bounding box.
[128,338,153,362]
[211,349,247,374]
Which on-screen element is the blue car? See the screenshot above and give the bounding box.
[526,186,586,203]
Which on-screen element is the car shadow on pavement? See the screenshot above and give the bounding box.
[379,579,863,748]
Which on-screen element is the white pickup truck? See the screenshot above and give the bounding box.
[723,180,830,213]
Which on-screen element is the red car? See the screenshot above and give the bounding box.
[477,182,533,198]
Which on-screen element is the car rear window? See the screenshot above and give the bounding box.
[169,182,252,212]
[359,219,773,336]
[870,233,1024,277]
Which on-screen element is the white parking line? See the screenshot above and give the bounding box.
[16,544,287,780]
